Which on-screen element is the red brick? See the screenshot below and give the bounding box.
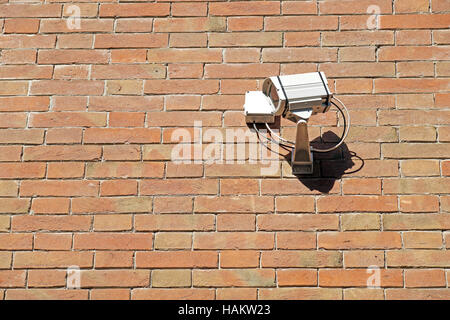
[228,17,263,31]
[387,250,450,267]
[205,63,279,79]
[136,251,218,268]
[141,179,218,196]
[45,128,83,144]
[396,0,430,12]
[322,31,394,46]
[95,34,168,48]
[147,111,221,127]
[155,232,192,250]
[101,180,138,197]
[0,4,62,18]
[145,80,219,94]
[54,66,89,80]
[379,46,450,61]
[319,269,403,288]
[132,289,214,300]
[28,270,66,288]
[403,231,443,249]
[58,34,93,49]
[277,232,316,250]
[0,270,26,288]
[30,112,106,128]
[210,32,282,47]
[20,180,98,197]
[103,145,141,161]
[91,289,130,300]
[194,232,274,250]
[86,162,163,178]
[170,33,207,48]
[12,215,91,232]
[135,214,214,231]
[217,214,255,231]
[0,35,56,49]
[195,196,273,213]
[380,14,450,29]
[110,49,147,63]
[153,197,193,214]
[0,233,32,250]
[344,251,384,268]
[265,16,338,31]
[0,49,36,64]
[261,251,342,268]
[258,214,338,231]
[4,18,39,34]
[31,198,70,215]
[99,3,170,17]
[47,162,84,178]
[224,49,260,63]
[405,269,446,288]
[95,251,133,269]
[319,0,392,14]
[81,270,149,288]
[317,196,397,212]
[172,2,207,16]
[30,80,104,96]
[282,1,317,14]
[40,19,113,33]
[383,145,450,159]
[0,163,45,179]
[74,233,152,250]
[400,195,439,212]
[84,128,160,144]
[14,251,93,269]
[396,30,431,45]
[263,48,337,62]
[34,234,72,250]
[5,289,88,300]
[318,232,402,249]
[72,197,152,214]
[0,146,22,161]
[193,269,274,287]
[384,214,450,230]
[217,288,257,300]
[432,0,450,11]
[259,288,342,300]
[94,215,132,231]
[154,17,226,32]
[89,96,163,112]
[343,178,381,195]
[168,64,203,79]
[0,129,44,144]
[38,49,109,64]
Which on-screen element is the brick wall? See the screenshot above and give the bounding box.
[0,0,449,300]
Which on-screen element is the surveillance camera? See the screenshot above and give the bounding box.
[244,72,350,175]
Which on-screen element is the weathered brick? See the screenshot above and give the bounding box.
[318,232,402,249]
[74,233,152,250]
[136,214,214,231]
[72,197,152,214]
[194,232,274,250]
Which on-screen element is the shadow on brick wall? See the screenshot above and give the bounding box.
[288,131,365,193]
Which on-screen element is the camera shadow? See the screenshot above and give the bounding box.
[284,131,364,193]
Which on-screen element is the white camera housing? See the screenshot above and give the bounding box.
[244,72,332,123]
[244,72,334,175]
